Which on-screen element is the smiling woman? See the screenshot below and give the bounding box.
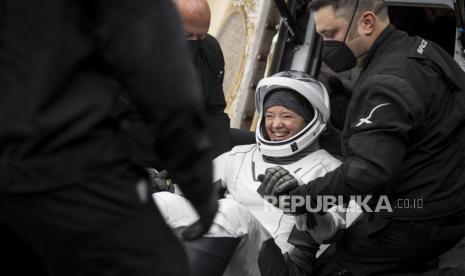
[263,89,314,142]
[255,71,330,158]
[265,106,307,141]
[152,71,346,276]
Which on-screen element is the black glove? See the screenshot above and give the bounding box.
[178,192,219,241]
[257,166,299,197]
[146,168,175,193]
[257,166,310,215]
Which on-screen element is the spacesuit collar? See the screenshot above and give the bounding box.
[262,142,320,165]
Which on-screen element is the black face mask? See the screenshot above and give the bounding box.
[322,40,357,72]
[321,0,360,73]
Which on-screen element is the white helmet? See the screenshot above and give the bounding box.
[255,71,330,157]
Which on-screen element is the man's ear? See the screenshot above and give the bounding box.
[358,11,376,35]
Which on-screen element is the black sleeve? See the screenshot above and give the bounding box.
[204,36,231,157]
[118,94,162,169]
[95,0,214,207]
[290,74,425,199]
[286,227,319,276]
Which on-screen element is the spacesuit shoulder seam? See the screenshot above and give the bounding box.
[229,144,256,155]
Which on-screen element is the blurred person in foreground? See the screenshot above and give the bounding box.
[0,0,217,275]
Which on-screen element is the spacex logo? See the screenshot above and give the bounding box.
[355,103,390,127]
[417,39,428,54]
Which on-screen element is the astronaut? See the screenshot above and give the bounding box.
[154,71,361,276]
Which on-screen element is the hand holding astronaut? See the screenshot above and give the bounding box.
[257,166,347,243]
[257,166,307,215]
[257,166,300,196]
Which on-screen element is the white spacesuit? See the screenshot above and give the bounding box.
[212,144,341,252]
[154,71,361,276]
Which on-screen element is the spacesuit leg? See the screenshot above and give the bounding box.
[153,193,279,276]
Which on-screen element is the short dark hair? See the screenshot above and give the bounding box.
[309,0,388,21]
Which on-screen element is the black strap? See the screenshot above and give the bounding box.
[273,0,303,44]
